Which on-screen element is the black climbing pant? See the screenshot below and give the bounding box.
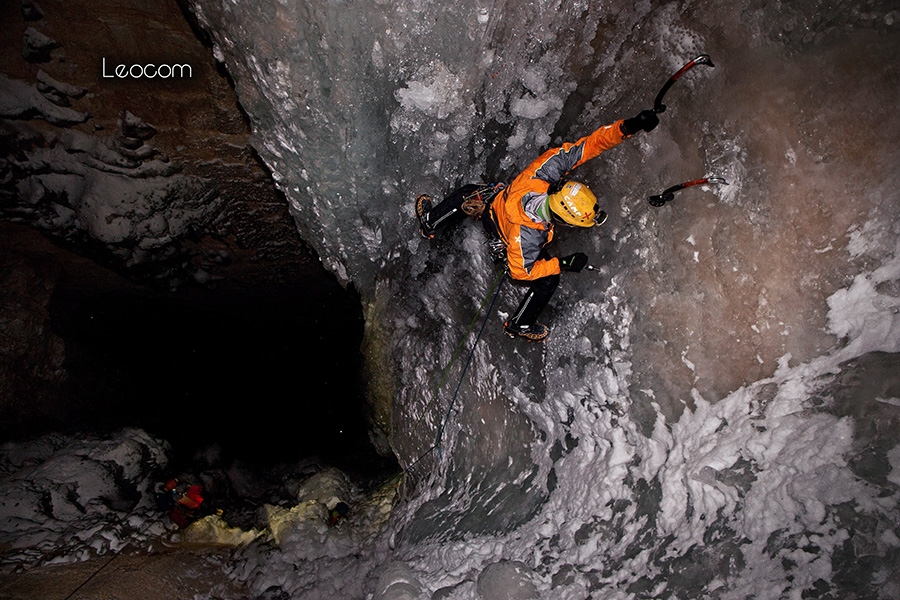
[420,184,486,232]
[507,249,559,328]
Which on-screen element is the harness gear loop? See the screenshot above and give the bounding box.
[461,183,505,218]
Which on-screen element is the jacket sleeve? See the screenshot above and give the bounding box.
[506,225,561,280]
[531,119,626,184]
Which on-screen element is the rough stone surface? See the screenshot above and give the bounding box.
[0,545,245,600]
[0,0,323,292]
[0,227,67,434]
[0,0,354,440]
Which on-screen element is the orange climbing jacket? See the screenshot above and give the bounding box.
[490,120,626,281]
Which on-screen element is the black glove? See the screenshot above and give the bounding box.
[648,192,674,207]
[559,253,588,273]
[547,179,566,195]
[621,110,660,135]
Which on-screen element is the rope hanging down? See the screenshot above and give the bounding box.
[405,267,507,473]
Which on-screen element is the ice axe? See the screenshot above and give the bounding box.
[653,54,715,114]
[648,177,728,207]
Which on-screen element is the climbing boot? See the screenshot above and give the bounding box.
[504,321,550,342]
[415,194,435,239]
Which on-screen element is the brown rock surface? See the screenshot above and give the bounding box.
[0,1,355,439]
[0,544,245,600]
[0,0,324,289]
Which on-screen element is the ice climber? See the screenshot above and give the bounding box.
[416,109,660,342]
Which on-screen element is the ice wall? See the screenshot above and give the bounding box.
[185,0,900,597]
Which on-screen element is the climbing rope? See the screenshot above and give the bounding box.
[64,553,119,600]
[404,267,507,474]
[62,511,161,600]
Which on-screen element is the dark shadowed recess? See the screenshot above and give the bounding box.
[46,274,394,475]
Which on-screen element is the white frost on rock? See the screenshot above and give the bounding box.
[372,561,425,600]
[510,95,551,120]
[0,74,87,125]
[395,61,464,120]
[0,429,169,567]
[827,236,900,357]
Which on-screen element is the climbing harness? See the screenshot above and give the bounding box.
[460,183,505,219]
[418,183,505,240]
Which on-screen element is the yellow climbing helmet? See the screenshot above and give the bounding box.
[548,181,599,227]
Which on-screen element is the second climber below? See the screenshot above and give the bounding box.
[416,109,660,342]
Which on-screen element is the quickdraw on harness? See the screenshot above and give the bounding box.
[461,182,505,218]
[485,206,507,265]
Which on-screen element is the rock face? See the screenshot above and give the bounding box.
[0,0,319,288]
[3,1,900,598]
[0,1,343,439]
[0,230,67,432]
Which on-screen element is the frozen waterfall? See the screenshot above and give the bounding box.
[184,0,900,597]
[5,0,897,598]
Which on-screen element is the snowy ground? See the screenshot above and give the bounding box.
[376,229,900,600]
[0,428,401,598]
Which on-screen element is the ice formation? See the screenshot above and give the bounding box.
[178,0,900,595]
[0,74,220,266]
[0,429,170,565]
[3,0,900,599]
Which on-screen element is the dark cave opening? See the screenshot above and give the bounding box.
[0,0,400,494]
[45,277,397,479]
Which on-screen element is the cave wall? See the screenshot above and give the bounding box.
[4,0,898,545]
[2,1,900,595]
[0,0,343,438]
[0,227,67,434]
[0,0,324,288]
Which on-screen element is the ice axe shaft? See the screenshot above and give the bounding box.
[648,177,727,207]
[653,54,715,113]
